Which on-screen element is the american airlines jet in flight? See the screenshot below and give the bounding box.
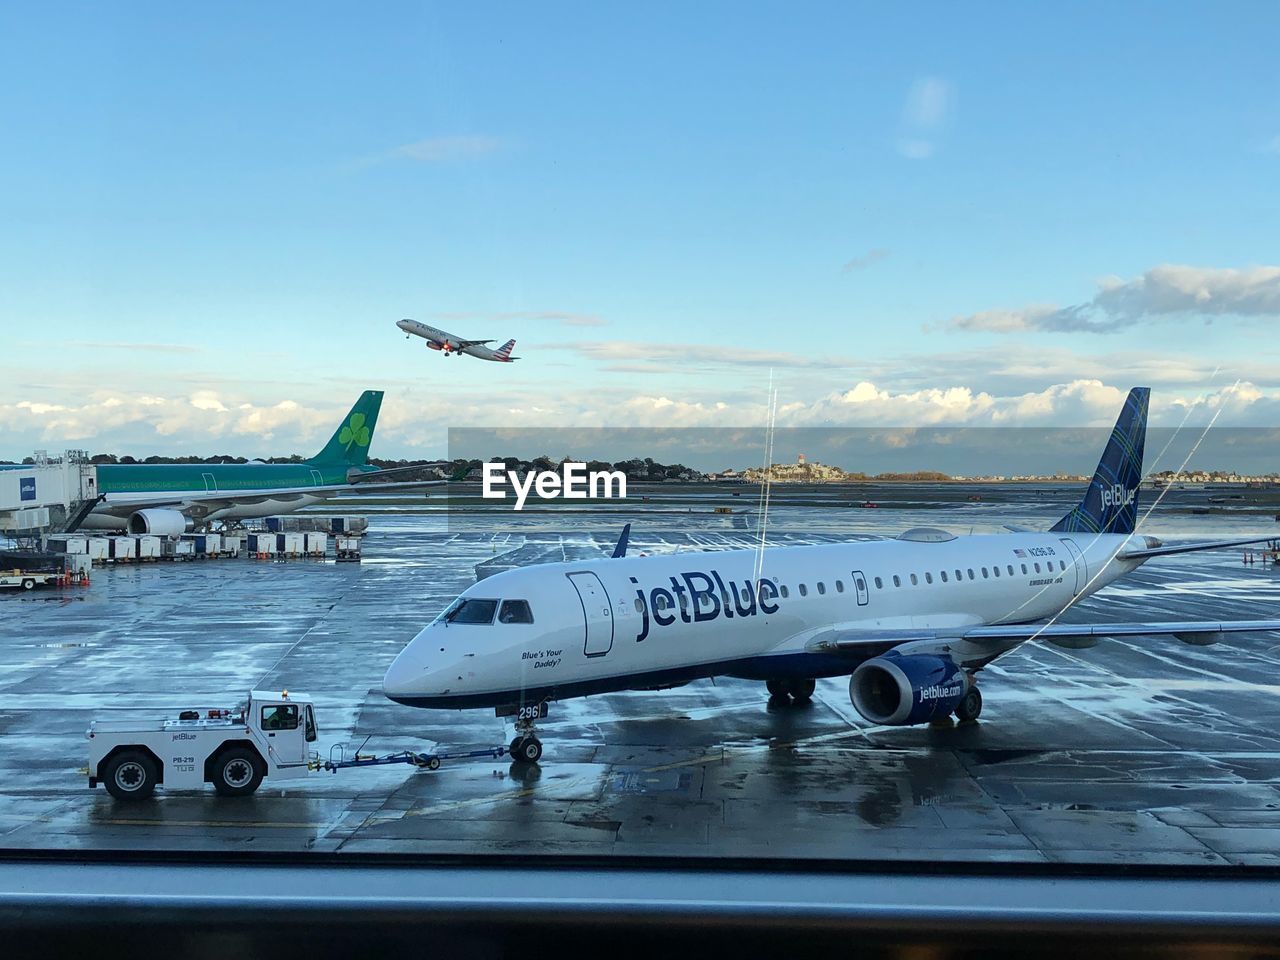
[396,318,518,362]
[383,388,1280,763]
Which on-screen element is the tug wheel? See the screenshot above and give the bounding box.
[103,750,158,801]
[211,747,264,797]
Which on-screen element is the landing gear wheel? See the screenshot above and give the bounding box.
[512,736,543,764]
[103,750,158,801]
[509,736,523,756]
[765,679,787,698]
[211,747,264,797]
[788,678,816,703]
[954,687,983,723]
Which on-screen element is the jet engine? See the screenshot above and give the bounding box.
[127,509,194,536]
[849,653,969,726]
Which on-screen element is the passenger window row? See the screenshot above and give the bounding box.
[778,559,1071,598]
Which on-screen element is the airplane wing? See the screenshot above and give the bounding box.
[457,339,494,348]
[94,478,455,519]
[806,619,1280,664]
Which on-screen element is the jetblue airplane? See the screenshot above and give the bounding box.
[396,318,518,362]
[383,388,1280,763]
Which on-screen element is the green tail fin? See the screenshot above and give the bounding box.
[310,390,384,466]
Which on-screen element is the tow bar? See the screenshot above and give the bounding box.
[312,743,508,774]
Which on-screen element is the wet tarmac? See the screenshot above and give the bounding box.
[2,490,1280,864]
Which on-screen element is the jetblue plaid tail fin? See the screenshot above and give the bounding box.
[1050,387,1149,535]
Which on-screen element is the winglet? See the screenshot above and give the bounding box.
[611,522,631,559]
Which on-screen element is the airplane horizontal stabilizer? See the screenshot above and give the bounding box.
[1116,535,1280,561]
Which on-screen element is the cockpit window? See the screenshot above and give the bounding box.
[498,600,534,624]
[442,598,498,624]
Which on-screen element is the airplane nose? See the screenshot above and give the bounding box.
[382,649,426,702]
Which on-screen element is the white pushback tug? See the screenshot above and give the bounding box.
[86,689,503,800]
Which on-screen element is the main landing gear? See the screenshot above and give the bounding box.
[765,678,816,704]
[953,684,983,723]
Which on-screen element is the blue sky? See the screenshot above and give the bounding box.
[2,2,1278,466]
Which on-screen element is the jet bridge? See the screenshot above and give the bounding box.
[0,450,98,536]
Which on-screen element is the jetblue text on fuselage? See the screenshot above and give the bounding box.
[632,570,781,642]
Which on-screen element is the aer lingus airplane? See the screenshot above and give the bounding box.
[79,390,458,533]
[383,387,1280,763]
[396,318,518,362]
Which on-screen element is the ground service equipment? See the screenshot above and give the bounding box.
[86,689,504,799]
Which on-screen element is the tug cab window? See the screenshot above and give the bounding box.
[443,598,499,624]
[498,600,534,624]
[261,703,299,731]
[304,704,317,742]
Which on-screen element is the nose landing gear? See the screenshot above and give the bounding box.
[509,716,543,764]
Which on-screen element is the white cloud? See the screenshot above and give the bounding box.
[896,76,953,160]
[1,392,334,456]
[565,340,861,370]
[5,379,1278,463]
[950,305,1062,333]
[951,264,1280,333]
[841,248,890,273]
[390,135,504,162]
[905,77,951,127]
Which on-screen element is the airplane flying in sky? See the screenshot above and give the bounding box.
[383,387,1280,763]
[78,390,457,533]
[396,318,518,362]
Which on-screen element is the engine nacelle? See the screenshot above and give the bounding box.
[127,508,194,536]
[849,653,969,726]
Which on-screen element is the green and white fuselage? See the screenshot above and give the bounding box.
[74,391,444,533]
